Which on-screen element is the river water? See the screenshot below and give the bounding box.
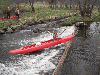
[58,22,100,75]
[0,22,100,75]
[0,22,75,75]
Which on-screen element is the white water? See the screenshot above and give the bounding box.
[0,26,75,75]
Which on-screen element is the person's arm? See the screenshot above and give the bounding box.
[18,10,19,14]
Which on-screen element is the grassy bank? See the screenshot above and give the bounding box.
[0,2,75,28]
[0,2,100,29]
[60,8,100,26]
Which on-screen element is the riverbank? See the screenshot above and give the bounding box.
[0,2,99,34]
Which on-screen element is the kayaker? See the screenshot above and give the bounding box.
[48,31,58,40]
[6,7,10,19]
[53,31,58,40]
[15,8,19,18]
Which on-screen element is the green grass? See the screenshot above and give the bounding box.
[0,2,100,30]
[91,13,100,21]
[0,0,12,12]
[20,6,31,11]
[59,16,80,26]
[20,4,75,22]
[93,6,98,11]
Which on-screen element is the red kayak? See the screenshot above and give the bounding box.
[9,35,74,54]
[0,16,21,19]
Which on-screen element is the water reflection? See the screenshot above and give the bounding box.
[58,22,100,75]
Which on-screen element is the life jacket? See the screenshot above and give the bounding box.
[53,33,57,40]
[7,9,10,12]
[15,10,18,13]
[89,7,91,10]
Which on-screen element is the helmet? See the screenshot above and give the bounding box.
[54,30,57,33]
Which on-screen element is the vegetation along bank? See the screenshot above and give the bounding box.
[0,0,100,34]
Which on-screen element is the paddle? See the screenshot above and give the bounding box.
[59,28,67,35]
[48,28,67,38]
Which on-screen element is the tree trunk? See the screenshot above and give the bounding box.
[72,1,75,11]
[65,3,68,9]
[98,7,100,12]
[79,4,85,17]
[60,3,62,9]
[69,1,72,9]
[55,3,58,8]
[32,6,35,12]
[29,0,35,12]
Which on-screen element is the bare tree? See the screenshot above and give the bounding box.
[59,0,65,9]
[46,0,58,9]
[77,0,98,17]
[29,0,35,12]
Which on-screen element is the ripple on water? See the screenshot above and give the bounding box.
[58,22,100,75]
[0,25,75,75]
